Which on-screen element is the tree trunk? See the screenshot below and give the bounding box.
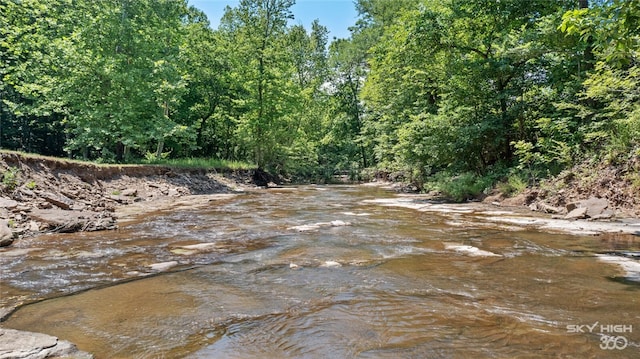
[156,101,169,159]
[115,141,125,162]
[155,140,164,159]
[196,103,218,155]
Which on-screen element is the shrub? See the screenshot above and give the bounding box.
[1,167,20,191]
[497,174,528,197]
[429,172,494,202]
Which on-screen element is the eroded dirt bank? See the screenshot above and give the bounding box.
[484,159,640,220]
[0,152,257,247]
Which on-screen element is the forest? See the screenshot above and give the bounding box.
[1,0,638,194]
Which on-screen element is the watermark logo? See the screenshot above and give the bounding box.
[599,335,628,350]
[566,322,633,350]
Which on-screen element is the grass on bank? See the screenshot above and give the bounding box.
[140,157,256,171]
[0,150,256,171]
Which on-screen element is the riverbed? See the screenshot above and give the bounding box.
[1,185,639,358]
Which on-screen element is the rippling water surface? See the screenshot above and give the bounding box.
[1,185,639,358]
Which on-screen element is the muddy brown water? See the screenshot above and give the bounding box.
[1,185,639,358]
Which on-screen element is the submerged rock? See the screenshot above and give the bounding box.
[0,328,93,359]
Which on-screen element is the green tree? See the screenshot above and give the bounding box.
[284,21,333,179]
[361,0,583,179]
[559,0,640,162]
[324,38,369,172]
[59,0,191,161]
[173,7,237,158]
[220,0,297,170]
[0,0,72,155]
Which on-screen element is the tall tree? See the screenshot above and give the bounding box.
[220,0,296,169]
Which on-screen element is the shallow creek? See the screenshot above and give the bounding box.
[1,185,639,358]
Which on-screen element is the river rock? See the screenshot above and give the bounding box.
[18,188,36,198]
[288,220,352,232]
[445,243,501,257]
[565,207,588,220]
[582,196,609,218]
[0,197,19,210]
[565,197,610,220]
[38,192,74,210]
[320,260,342,268]
[171,243,219,255]
[565,201,579,212]
[0,220,15,247]
[533,201,564,214]
[89,216,118,231]
[108,194,131,204]
[0,328,93,359]
[591,210,614,220]
[28,209,116,233]
[121,188,138,197]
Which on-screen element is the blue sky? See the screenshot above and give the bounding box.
[188,0,359,40]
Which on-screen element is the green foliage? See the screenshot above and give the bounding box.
[2,0,638,186]
[557,0,640,168]
[361,0,577,178]
[1,167,20,191]
[561,0,639,67]
[145,151,172,162]
[25,180,37,190]
[427,172,495,203]
[582,63,640,163]
[497,174,528,197]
